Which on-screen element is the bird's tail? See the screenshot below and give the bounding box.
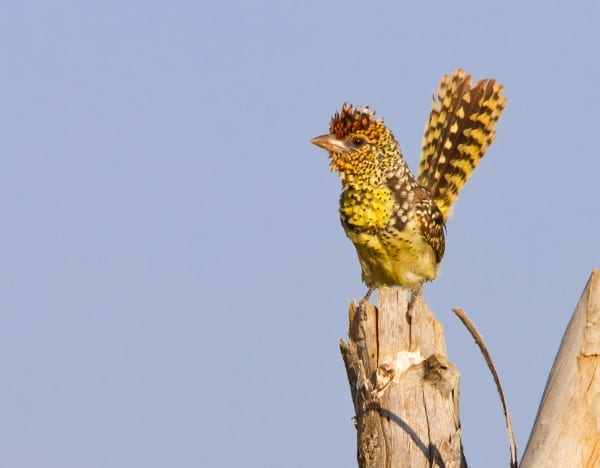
[417,69,508,221]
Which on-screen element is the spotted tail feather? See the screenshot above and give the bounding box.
[417,69,508,220]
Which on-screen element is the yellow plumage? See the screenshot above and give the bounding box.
[311,69,507,298]
[419,69,508,220]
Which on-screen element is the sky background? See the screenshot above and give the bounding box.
[1,1,599,467]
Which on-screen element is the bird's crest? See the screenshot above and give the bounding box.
[330,104,385,140]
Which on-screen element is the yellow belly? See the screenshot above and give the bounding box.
[346,221,439,289]
[339,186,439,289]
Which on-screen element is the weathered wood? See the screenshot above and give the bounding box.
[521,270,600,468]
[340,288,466,468]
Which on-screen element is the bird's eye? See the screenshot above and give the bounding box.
[351,137,366,148]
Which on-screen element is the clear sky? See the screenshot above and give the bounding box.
[1,1,599,467]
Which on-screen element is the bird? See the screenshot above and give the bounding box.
[311,69,507,302]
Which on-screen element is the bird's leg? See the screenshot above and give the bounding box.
[360,286,375,304]
[408,285,423,311]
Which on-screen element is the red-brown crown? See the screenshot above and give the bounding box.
[329,104,386,141]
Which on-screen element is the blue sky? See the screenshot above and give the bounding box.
[1,1,599,467]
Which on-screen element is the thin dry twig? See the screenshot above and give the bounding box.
[451,307,518,468]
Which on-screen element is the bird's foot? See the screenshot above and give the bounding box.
[408,285,423,311]
[359,286,375,306]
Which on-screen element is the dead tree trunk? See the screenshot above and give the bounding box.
[340,288,466,468]
[520,270,600,467]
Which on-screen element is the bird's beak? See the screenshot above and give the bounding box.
[311,134,347,153]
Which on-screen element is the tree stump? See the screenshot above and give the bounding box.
[340,288,466,467]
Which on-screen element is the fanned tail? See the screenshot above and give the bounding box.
[417,69,508,220]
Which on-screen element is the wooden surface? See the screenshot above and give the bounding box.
[340,288,465,467]
[521,270,600,468]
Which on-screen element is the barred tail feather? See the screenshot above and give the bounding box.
[417,69,508,220]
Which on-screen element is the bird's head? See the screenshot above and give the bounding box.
[311,104,400,184]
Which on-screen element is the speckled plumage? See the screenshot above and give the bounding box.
[311,69,507,296]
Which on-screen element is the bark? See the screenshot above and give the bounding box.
[340,288,466,468]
